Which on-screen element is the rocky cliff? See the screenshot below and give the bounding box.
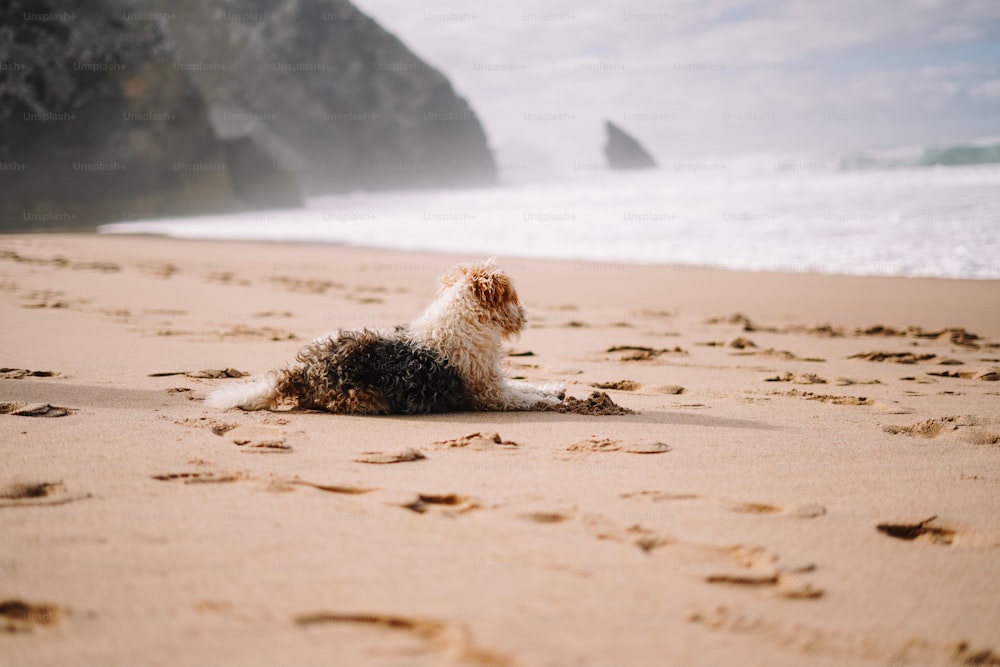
[0,0,302,230]
[604,121,657,171]
[158,0,496,194]
[0,0,496,231]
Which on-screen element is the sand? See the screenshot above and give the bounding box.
[1,233,999,666]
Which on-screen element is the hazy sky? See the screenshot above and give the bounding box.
[358,0,1000,174]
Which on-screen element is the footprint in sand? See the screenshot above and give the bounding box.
[0,599,61,633]
[565,438,672,454]
[21,296,72,310]
[876,516,957,546]
[151,470,376,497]
[0,402,73,417]
[850,351,937,364]
[205,271,250,286]
[213,324,298,342]
[354,447,427,464]
[621,490,826,521]
[291,480,376,495]
[591,380,642,391]
[605,345,688,362]
[170,417,238,435]
[148,369,248,379]
[167,417,293,452]
[228,425,293,453]
[684,544,823,599]
[432,432,519,450]
[396,493,478,515]
[0,481,91,507]
[0,368,59,379]
[591,514,824,599]
[689,605,1000,664]
[764,372,827,384]
[151,471,248,484]
[269,276,342,295]
[927,367,1000,382]
[295,611,512,666]
[521,511,571,524]
[401,478,824,600]
[882,415,999,444]
[777,389,874,406]
[730,347,826,363]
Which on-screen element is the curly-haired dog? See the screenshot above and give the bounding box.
[205,260,565,414]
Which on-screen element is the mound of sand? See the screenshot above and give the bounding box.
[541,391,636,415]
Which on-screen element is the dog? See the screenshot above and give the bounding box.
[205,260,565,414]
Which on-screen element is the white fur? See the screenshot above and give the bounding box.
[204,373,278,410]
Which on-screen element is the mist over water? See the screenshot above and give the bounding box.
[101,154,1000,280]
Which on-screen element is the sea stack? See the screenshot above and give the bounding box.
[604,121,657,170]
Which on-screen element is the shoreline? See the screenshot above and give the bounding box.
[14,231,1000,335]
[2,232,998,666]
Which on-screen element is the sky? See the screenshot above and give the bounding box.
[357,0,1000,177]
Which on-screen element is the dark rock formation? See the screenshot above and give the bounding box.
[0,0,496,231]
[222,137,301,210]
[155,0,497,194]
[0,0,302,231]
[604,121,657,171]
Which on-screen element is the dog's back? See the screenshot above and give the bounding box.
[275,329,469,414]
[206,328,469,414]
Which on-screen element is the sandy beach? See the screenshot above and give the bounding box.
[1,233,999,666]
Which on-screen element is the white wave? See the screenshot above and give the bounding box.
[100,161,1000,280]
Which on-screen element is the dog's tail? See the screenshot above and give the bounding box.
[204,374,278,411]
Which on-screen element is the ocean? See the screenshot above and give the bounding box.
[100,150,1000,280]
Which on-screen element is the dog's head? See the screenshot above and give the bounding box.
[438,259,526,339]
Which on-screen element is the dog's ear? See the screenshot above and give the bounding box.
[467,263,516,312]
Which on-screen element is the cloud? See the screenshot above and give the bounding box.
[971,79,1000,101]
[358,0,1000,170]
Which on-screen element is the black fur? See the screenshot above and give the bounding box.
[274,329,469,414]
